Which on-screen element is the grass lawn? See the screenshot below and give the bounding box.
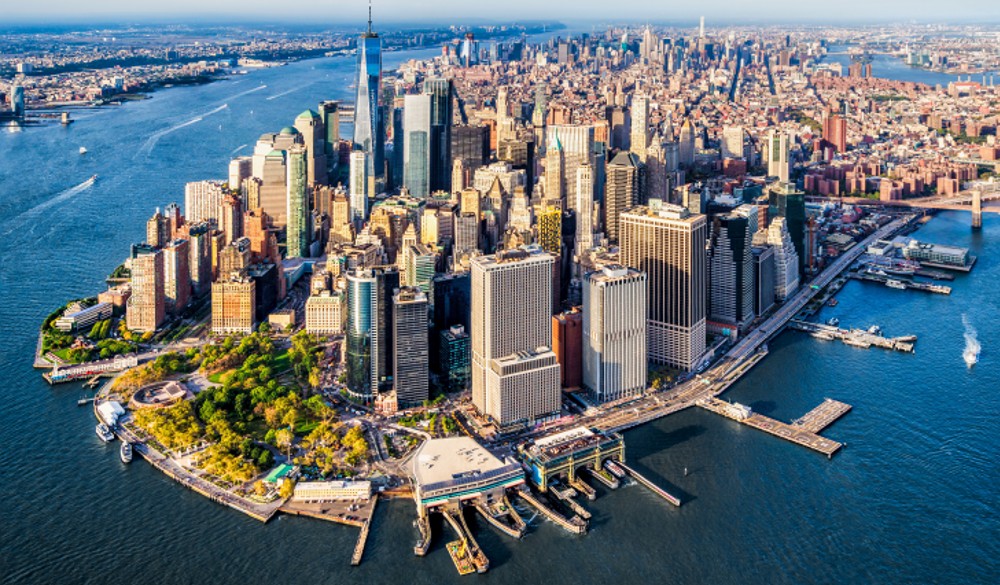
[52,348,86,363]
[207,369,234,384]
[295,419,320,437]
[272,350,292,374]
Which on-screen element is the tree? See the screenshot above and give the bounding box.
[279,478,295,499]
[253,480,267,497]
[275,428,294,460]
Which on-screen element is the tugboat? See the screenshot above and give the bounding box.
[120,442,133,463]
[96,423,114,442]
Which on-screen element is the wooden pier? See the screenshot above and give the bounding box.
[350,495,378,566]
[698,397,846,458]
[792,399,853,434]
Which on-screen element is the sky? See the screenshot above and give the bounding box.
[3,0,997,24]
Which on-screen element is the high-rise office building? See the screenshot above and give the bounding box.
[582,266,647,402]
[305,290,345,335]
[211,272,256,334]
[392,287,429,407]
[707,214,754,327]
[679,118,696,167]
[552,309,583,389]
[630,93,650,159]
[126,244,165,333]
[605,151,643,243]
[721,126,745,160]
[424,78,454,193]
[752,245,776,317]
[766,217,800,301]
[620,203,707,371]
[451,124,490,171]
[353,11,384,184]
[318,100,340,167]
[162,238,190,315]
[294,109,327,186]
[574,163,596,255]
[768,181,806,277]
[345,267,399,401]
[184,180,226,225]
[286,144,311,259]
[349,150,369,223]
[403,93,432,198]
[439,325,471,393]
[544,137,564,202]
[767,130,791,183]
[219,194,243,244]
[471,247,561,426]
[546,125,594,208]
[187,222,213,297]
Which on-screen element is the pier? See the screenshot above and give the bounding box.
[473,497,526,539]
[788,320,916,352]
[550,485,593,519]
[586,467,620,490]
[568,475,597,501]
[792,399,853,434]
[442,508,489,574]
[615,461,682,507]
[697,397,846,458]
[514,487,587,534]
[849,271,952,294]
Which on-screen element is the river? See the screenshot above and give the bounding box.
[0,38,997,585]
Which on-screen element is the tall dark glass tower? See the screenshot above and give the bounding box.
[424,78,454,193]
[353,7,384,186]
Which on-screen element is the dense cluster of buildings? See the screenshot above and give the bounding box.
[88,17,998,433]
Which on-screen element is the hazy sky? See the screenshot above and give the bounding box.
[4,0,995,23]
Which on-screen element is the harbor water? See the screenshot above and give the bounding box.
[1,46,997,585]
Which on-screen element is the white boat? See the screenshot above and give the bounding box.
[827,318,840,327]
[120,442,133,463]
[96,423,114,442]
[79,146,88,155]
[885,279,906,290]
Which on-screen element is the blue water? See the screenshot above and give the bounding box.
[824,46,997,86]
[1,42,998,585]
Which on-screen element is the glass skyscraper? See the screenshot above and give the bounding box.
[285,145,310,259]
[353,20,384,185]
[403,94,432,198]
[424,78,454,193]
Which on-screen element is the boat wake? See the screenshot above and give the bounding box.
[230,143,249,155]
[226,84,267,101]
[1,176,97,235]
[266,83,312,101]
[139,103,229,154]
[962,314,981,368]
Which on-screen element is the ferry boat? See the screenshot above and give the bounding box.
[96,423,114,442]
[120,442,133,463]
[885,279,907,290]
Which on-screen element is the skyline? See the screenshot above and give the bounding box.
[4,1,1000,25]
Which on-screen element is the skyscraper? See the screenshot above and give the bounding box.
[211,273,256,334]
[620,203,707,371]
[707,214,754,327]
[126,244,165,333]
[573,163,595,256]
[184,180,226,225]
[767,130,791,183]
[349,150,369,223]
[721,126,745,160]
[766,217,801,301]
[318,100,340,168]
[393,287,429,407]
[605,151,643,243]
[424,78,454,193]
[630,94,649,159]
[679,119,696,167]
[353,10,384,186]
[768,181,806,277]
[403,93,432,198]
[583,266,647,402]
[546,125,594,208]
[346,269,379,401]
[471,247,560,426]
[294,109,327,186]
[286,144,310,259]
[162,238,190,315]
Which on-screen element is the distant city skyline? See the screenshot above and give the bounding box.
[4,1,998,24]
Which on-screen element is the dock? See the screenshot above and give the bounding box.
[615,461,682,507]
[587,467,620,490]
[568,475,597,501]
[698,397,845,458]
[849,271,951,294]
[788,320,916,352]
[413,513,432,556]
[473,498,526,539]
[514,487,587,535]
[792,399,853,434]
[350,494,378,566]
[550,486,592,520]
[442,508,489,574]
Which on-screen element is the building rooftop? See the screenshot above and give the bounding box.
[411,437,508,488]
